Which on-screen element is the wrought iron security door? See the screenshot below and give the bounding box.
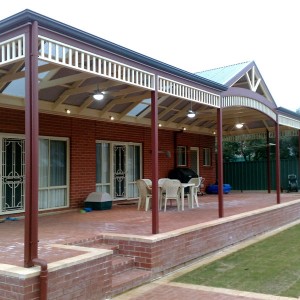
[113,144,126,198]
[1,138,25,212]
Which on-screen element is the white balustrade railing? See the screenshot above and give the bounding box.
[5,35,300,132]
[278,115,300,130]
[158,76,220,107]
[223,129,299,142]
[0,35,25,66]
[38,36,154,90]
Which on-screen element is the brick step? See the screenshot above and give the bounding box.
[112,255,135,274]
[111,268,152,297]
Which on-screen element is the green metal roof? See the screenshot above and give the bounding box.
[195,61,251,86]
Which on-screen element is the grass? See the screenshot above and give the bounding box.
[173,224,300,298]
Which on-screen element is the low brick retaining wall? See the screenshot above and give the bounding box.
[0,246,112,300]
[101,199,300,274]
[1,199,300,299]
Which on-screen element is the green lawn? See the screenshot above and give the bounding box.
[173,224,300,298]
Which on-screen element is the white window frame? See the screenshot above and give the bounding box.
[190,147,199,175]
[177,146,187,166]
[38,136,70,210]
[203,147,211,166]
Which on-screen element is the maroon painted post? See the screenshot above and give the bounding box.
[299,130,300,180]
[275,116,281,204]
[24,21,39,268]
[266,130,271,193]
[151,75,159,234]
[217,106,224,218]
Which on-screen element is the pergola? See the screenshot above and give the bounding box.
[1,9,300,272]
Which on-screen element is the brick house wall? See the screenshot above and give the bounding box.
[176,131,216,184]
[0,107,216,211]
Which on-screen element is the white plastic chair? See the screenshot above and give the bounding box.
[142,178,152,187]
[136,179,152,211]
[188,177,200,208]
[161,179,181,211]
[158,178,170,186]
[158,178,172,209]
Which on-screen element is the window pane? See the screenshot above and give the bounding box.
[96,143,110,183]
[49,188,67,207]
[38,190,48,209]
[50,140,66,186]
[177,146,187,166]
[203,148,211,166]
[135,146,141,179]
[39,139,49,187]
[127,145,141,181]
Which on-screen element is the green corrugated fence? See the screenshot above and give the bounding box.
[224,159,299,191]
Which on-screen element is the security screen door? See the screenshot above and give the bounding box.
[1,137,25,213]
[113,144,126,198]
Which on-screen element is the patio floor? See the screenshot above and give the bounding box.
[0,191,299,267]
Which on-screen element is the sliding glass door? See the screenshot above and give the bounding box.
[0,135,69,214]
[96,141,141,200]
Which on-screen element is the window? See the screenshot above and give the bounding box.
[177,146,187,166]
[96,142,111,194]
[39,138,68,209]
[127,98,151,117]
[203,148,211,166]
[127,144,141,198]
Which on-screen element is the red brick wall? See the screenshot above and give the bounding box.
[0,108,216,209]
[0,108,24,134]
[0,274,40,299]
[0,254,112,300]
[100,200,300,273]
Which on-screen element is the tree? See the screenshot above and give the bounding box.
[223,139,269,162]
[280,136,299,159]
[223,137,298,162]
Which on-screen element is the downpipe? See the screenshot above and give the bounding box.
[32,258,48,300]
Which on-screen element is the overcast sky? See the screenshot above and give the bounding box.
[1,1,299,112]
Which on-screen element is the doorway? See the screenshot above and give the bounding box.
[1,137,25,213]
[96,141,142,200]
[190,147,199,175]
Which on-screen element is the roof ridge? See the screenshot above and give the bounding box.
[196,61,251,74]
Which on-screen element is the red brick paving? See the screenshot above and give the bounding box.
[119,284,264,300]
[1,191,299,299]
[0,191,299,267]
